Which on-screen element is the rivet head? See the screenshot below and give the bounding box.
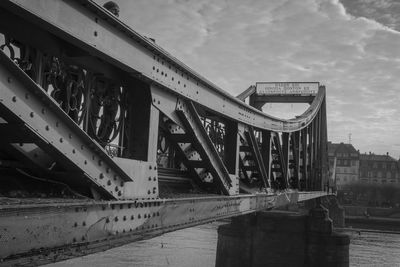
[12,96,17,102]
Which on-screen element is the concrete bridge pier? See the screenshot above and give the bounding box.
[215,205,349,267]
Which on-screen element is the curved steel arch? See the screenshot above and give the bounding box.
[0,0,326,133]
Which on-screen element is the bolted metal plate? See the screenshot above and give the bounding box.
[0,191,329,265]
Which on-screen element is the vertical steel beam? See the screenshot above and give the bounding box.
[312,116,318,190]
[273,133,288,189]
[261,130,272,188]
[301,127,308,190]
[320,98,328,191]
[292,131,301,189]
[124,80,155,161]
[224,120,240,176]
[315,111,322,190]
[307,123,313,190]
[282,132,291,188]
[147,105,160,163]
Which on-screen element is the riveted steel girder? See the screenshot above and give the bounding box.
[244,126,269,188]
[0,50,135,200]
[175,100,236,195]
[0,0,325,132]
[0,191,328,266]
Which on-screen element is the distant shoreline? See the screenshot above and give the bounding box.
[335,227,400,235]
[345,215,400,231]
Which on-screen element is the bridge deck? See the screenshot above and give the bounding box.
[0,191,327,266]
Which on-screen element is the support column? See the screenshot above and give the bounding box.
[306,205,349,267]
[303,196,345,228]
[215,215,255,267]
[216,201,349,267]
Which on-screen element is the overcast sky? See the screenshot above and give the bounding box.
[97,0,400,158]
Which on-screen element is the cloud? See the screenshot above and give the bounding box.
[96,0,400,158]
[340,0,400,31]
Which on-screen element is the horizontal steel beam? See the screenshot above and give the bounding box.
[0,191,328,266]
[1,0,325,132]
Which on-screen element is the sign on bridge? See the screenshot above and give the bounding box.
[255,82,319,96]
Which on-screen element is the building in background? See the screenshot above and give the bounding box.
[328,142,359,189]
[359,152,400,184]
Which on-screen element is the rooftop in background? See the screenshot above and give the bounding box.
[328,142,359,156]
[360,153,398,162]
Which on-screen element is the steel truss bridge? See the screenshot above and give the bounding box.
[0,0,329,265]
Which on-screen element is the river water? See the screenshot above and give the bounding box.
[48,222,400,267]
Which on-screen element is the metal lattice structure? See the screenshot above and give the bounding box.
[0,1,329,265]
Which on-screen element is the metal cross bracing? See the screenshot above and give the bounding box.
[0,0,330,264]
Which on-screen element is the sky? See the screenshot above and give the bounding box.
[96,0,400,158]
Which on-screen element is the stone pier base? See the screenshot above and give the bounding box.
[216,205,349,267]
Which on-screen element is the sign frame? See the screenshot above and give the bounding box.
[255,82,319,96]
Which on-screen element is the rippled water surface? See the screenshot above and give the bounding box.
[347,230,400,267]
[48,222,400,267]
